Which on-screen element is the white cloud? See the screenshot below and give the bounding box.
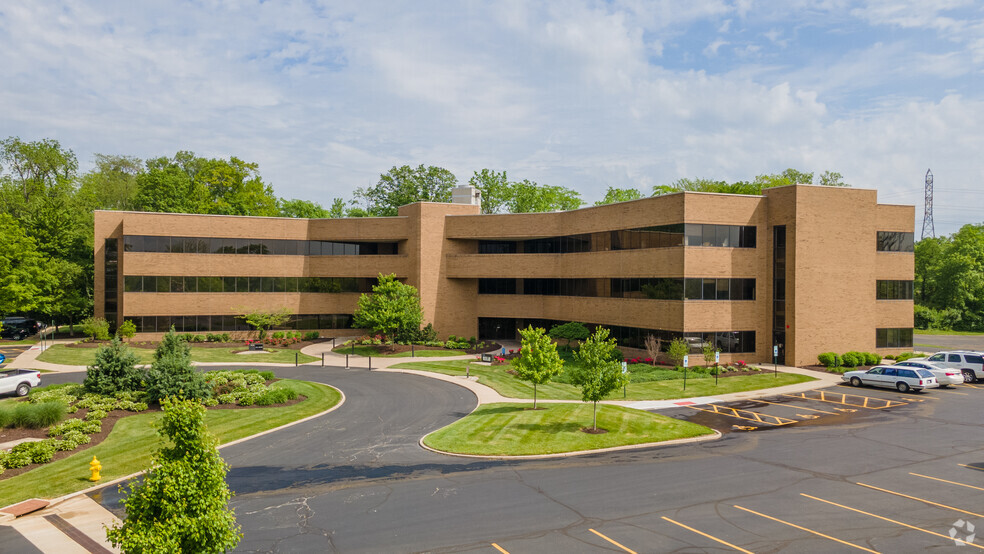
[0,0,983,235]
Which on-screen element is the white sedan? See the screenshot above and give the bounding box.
[892,360,963,387]
[842,365,938,393]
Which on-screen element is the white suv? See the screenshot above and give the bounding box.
[918,351,984,383]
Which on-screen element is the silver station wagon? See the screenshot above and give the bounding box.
[842,365,938,393]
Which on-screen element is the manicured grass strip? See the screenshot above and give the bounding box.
[0,379,340,507]
[392,361,816,401]
[915,329,984,336]
[36,344,318,366]
[423,402,714,456]
[334,345,467,358]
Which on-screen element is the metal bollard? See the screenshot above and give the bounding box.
[345,354,349,369]
[322,352,325,367]
[411,344,415,357]
[295,352,298,367]
[368,355,372,370]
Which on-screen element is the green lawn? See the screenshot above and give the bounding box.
[391,360,816,401]
[0,379,341,507]
[36,344,318,366]
[335,345,468,358]
[915,329,984,336]
[423,403,714,456]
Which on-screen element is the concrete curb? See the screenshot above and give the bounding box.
[7,381,346,513]
[418,427,723,460]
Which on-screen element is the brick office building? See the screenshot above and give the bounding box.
[94,184,914,366]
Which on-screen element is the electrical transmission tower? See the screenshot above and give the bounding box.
[922,169,935,239]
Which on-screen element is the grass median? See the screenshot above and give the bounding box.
[0,379,341,507]
[423,403,714,456]
[37,344,318,366]
[391,360,816,401]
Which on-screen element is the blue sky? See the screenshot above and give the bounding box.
[1,0,982,235]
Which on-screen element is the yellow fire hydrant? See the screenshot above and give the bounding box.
[89,456,102,482]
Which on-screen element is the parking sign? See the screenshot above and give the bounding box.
[682,355,689,368]
[715,351,720,364]
[773,345,778,357]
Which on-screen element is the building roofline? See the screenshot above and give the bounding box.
[92,209,407,221]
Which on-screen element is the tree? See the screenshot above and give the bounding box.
[81,317,111,340]
[78,154,143,211]
[145,328,211,402]
[505,179,583,213]
[569,327,628,431]
[817,170,847,187]
[235,307,292,339]
[107,397,242,553]
[548,321,589,348]
[702,343,718,368]
[354,165,457,216]
[278,198,330,219]
[510,325,564,409]
[0,214,50,316]
[644,334,662,366]
[117,319,137,340]
[666,338,689,368]
[468,169,511,214]
[595,186,643,205]
[327,197,347,218]
[84,337,143,395]
[352,274,423,341]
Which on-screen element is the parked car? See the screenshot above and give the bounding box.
[908,351,984,383]
[842,365,938,392]
[0,369,41,397]
[1,317,41,339]
[892,360,963,388]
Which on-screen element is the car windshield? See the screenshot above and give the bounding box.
[867,368,883,374]
[915,369,934,378]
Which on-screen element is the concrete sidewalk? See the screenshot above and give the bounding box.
[0,494,120,553]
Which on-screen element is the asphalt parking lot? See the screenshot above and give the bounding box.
[0,344,30,368]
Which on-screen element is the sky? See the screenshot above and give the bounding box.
[1,0,982,236]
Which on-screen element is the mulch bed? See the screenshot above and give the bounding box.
[581,427,608,434]
[0,389,307,481]
[338,342,502,356]
[801,365,874,375]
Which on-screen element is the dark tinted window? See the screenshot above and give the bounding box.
[877,231,915,252]
[967,355,984,364]
[948,354,961,363]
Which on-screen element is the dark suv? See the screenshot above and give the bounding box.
[0,318,40,340]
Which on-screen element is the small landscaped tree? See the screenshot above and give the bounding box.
[666,338,689,369]
[107,397,242,553]
[145,327,211,402]
[548,321,589,349]
[235,306,292,339]
[510,325,564,409]
[644,334,662,366]
[702,343,718,368]
[84,337,143,395]
[352,273,423,342]
[569,327,629,431]
[81,316,111,340]
[117,319,137,341]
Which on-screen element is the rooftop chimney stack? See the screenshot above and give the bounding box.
[451,185,482,207]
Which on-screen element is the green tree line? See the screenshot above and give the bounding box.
[915,225,984,331]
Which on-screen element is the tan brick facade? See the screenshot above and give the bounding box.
[94,185,914,365]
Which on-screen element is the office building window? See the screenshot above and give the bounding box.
[876,280,914,300]
[876,231,914,252]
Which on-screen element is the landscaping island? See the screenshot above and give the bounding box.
[0,377,341,507]
[423,403,715,456]
[38,343,320,365]
[392,360,816,401]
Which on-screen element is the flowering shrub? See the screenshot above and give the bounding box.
[735,360,747,369]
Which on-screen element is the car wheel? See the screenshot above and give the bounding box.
[963,369,976,383]
[15,383,30,397]
[896,381,910,393]
[850,377,862,387]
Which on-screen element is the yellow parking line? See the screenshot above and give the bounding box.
[856,483,984,518]
[733,505,878,553]
[801,494,984,550]
[958,463,984,473]
[754,399,838,415]
[783,391,905,409]
[491,542,509,553]
[685,404,797,426]
[910,472,984,491]
[963,383,984,389]
[589,528,637,554]
[661,516,753,553]
[936,389,970,395]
